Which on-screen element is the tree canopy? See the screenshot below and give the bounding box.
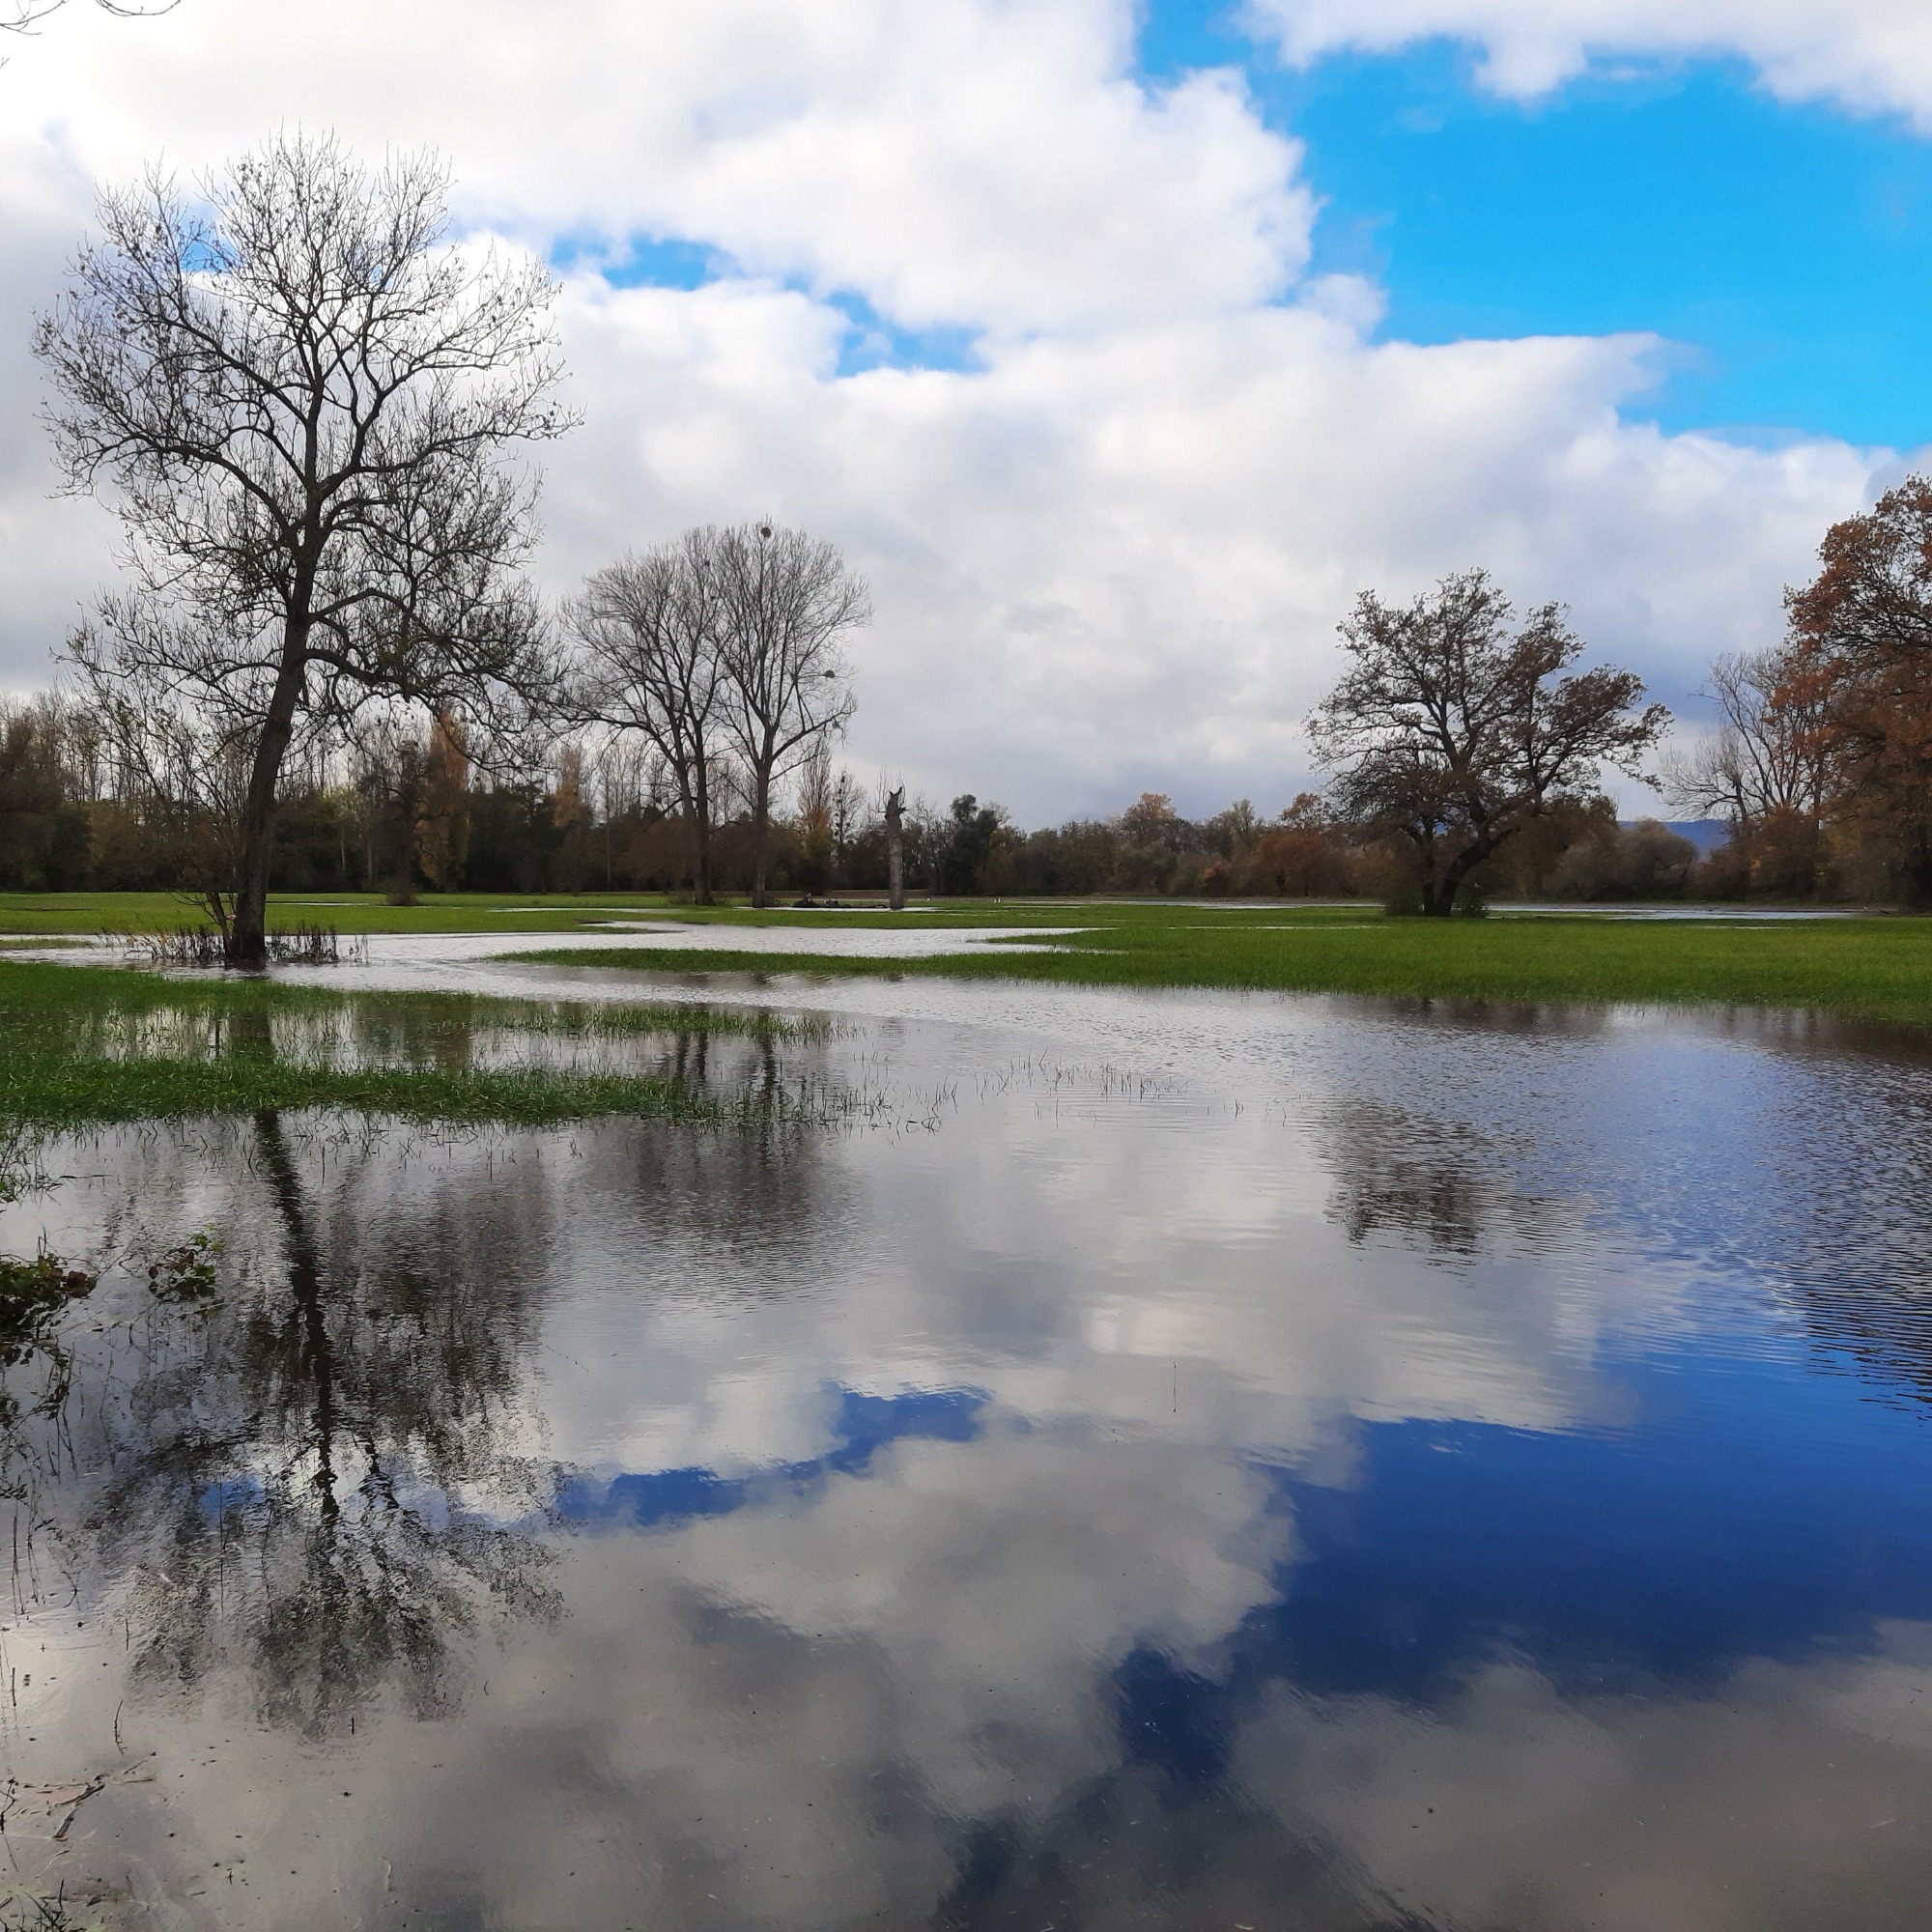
[1309,569,1668,915]
[1785,476,1932,904]
[36,133,573,964]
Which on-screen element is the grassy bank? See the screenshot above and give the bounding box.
[0,887,1093,938]
[5,892,1928,1031]
[509,903,1932,1030]
[0,888,684,937]
[0,959,801,1129]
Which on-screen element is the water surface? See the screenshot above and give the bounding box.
[3,965,1931,1928]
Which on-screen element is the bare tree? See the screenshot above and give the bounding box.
[1309,570,1668,916]
[713,522,867,909]
[36,133,574,965]
[63,632,253,932]
[1663,645,1829,833]
[569,531,728,903]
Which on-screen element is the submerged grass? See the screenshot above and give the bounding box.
[509,905,1932,1030]
[3,1054,712,1129]
[0,959,804,1129]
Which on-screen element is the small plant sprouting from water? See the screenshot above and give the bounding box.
[146,1232,222,1304]
[0,1255,97,1367]
[0,1889,99,1932]
[131,924,366,968]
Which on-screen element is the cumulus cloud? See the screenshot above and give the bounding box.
[0,0,1905,816]
[10,0,1309,331]
[550,280,1876,813]
[1247,0,1932,126]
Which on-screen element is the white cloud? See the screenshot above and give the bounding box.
[11,0,1308,332]
[1246,0,1932,126]
[0,0,1906,816]
[550,280,1876,814]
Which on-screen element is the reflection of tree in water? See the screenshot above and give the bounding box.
[80,1104,565,1739]
[20,997,843,1738]
[1320,1098,1552,1259]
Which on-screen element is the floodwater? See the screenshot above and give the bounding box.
[4,954,1932,1929]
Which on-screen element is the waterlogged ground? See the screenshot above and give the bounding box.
[3,952,1932,1929]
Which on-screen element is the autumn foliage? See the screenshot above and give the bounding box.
[1782,476,1932,904]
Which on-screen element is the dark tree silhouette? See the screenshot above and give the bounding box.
[37,134,573,966]
[712,522,865,910]
[569,532,731,904]
[1309,570,1667,916]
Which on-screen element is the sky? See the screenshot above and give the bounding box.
[0,0,1927,821]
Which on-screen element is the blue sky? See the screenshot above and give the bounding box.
[590,4,1932,442]
[1141,4,1932,447]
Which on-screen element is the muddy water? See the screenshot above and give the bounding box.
[4,971,1932,1929]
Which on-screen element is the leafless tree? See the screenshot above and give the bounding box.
[36,133,574,965]
[1664,646,1830,832]
[569,531,729,903]
[63,628,253,932]
[713,522,867,909]
[1309,569,1668,915]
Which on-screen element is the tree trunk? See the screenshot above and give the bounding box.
[227,636,308,969]
[885,786,905,912]
[749,762,771,909]
[692,765,714,906]
[1426,826,1507,918]
[1906,822,1932,910]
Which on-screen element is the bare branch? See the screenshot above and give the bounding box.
[710,521,868,908]
[1308,568,1669,915]
[36,132,575,963]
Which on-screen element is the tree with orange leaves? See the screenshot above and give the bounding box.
[1784,476,1932,904]
[412,712,471,892]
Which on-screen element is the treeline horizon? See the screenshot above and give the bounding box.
[0,692,1823,904]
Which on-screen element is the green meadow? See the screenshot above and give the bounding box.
[1,891,1928,1033]
[510,900,1932,1031]
[0,956,808,1131]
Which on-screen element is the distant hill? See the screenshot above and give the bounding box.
[1621,818,1730,855]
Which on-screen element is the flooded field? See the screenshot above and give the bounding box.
[4,960,1932,1928]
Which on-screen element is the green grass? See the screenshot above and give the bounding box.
[10,892,1930,1030]
[0,959,801,1129]
[0,888,1100,938]
[508,902,1932,1030]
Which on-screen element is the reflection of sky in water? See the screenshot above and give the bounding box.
[2,977,1931,1927]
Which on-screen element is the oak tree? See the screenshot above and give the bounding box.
[1309,569,1668,915]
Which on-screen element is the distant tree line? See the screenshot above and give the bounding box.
[0,694,1694,906]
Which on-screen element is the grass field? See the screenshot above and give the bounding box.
[0,887,1099,939]
[510,901,1932,1031]
[0,958,804,1130]
[3,891,1928,1031]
